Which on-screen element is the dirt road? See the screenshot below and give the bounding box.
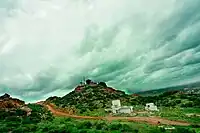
[46,104,104,120]
[41,103,190,126]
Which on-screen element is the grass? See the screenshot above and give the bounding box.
[38,117,165,133]
[79,108,107,117]
[182,108,200,114]
[0,112,199,133]
[48,117,199,133]
[154,107,200,124]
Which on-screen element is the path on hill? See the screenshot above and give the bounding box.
[39,102,190,126]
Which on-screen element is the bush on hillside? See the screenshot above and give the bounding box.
[98,82,107,88]
[86,79,92,85]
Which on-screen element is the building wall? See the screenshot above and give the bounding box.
[145,105,158,111]
[119,108,131,114]
[112,100,121,107]
[112,109,117,113]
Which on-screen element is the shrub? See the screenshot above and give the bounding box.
[22,117,32,124]
[191,124,200,128]
[95,121,107,130]
[108,123,122,130]
[65,127,78,133]
[172,127,196,133]
[5,116,21,122]
[86,79,92,85]
[65,117,73,122]
[16,109,27,116]
[79,129,89,133]
[98,82,107,88]
[78,121,93,129]
[120,124,133,132]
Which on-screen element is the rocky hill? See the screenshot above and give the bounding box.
[0,93,25,109]
[46,80,133,113]
[0,93,35,119]
[0,93,53,132]
[46,79,200,115]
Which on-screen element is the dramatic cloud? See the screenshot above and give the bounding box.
[0,0,200,102]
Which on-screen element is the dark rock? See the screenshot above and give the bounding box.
[0,93,10,99]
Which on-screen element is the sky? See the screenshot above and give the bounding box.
[0,0,200,102]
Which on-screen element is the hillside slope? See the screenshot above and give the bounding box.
[46,81,134,113]
[0,93,53,132]
[46,80,200,117]
[0,93,25,109]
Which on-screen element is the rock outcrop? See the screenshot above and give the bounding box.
[0,93,25,109]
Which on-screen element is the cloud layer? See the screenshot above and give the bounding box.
[0,0,200,102]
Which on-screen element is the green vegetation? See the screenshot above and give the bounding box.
[134,91,200,124]
[46,84,127,115]
[154,107,200,124]
[182,108,200,114]
[47,84,200,123]
[0,104,54,133]
[26,104,54,123]
[45,83,200,127]
[0,116,198,133]
[79,108,107,117]
[134,91,200,108]
[98,82,107,88]
[1,84,200,132]
[47,84,200,112]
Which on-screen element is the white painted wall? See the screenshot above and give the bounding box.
[112,100,121,107]
[119,108,131,114]
[145,103,159,111]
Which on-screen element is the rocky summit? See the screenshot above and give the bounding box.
[46,80,130,113]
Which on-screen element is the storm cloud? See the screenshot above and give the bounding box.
[0,0,200,102]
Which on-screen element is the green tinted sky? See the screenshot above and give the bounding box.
[0,0,200,102]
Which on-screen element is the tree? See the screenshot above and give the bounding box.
[86,79,92,85]
[98,82,107,88]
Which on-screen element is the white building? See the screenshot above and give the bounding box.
[112,100,121,108]
[105,100,133,114]
[145,103,159,111]
[116,106,133,114]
